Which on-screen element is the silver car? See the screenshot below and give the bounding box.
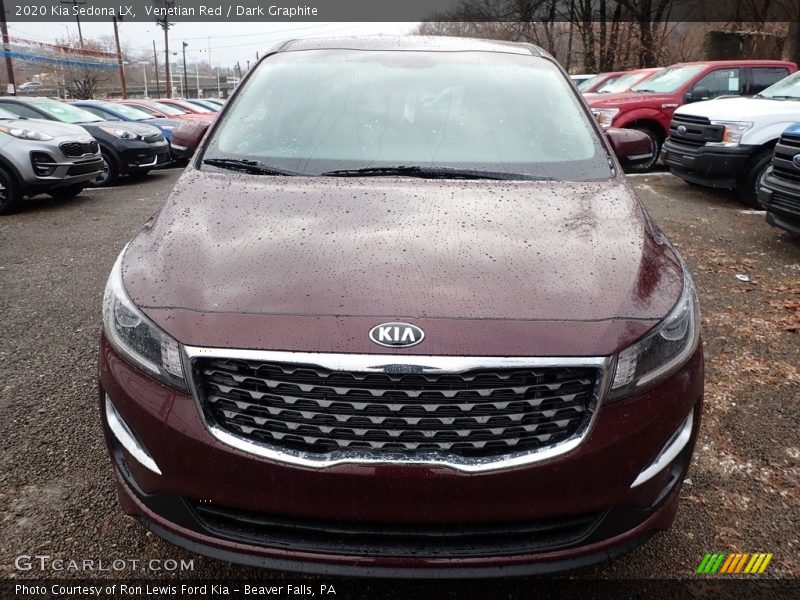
[0,107,103,213]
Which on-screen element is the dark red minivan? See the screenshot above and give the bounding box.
[99,37,703,577]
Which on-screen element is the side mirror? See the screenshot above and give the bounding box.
[605,127,653,168]
[171,120,210,156]
[685,86,710,103]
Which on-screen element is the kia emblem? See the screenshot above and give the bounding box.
[369,323,424,348]
[676,125,687,135]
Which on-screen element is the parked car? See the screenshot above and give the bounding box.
[0,97,169,186]
[99,36,703,576]
[156,98,216,116]
[116,99,214,123]
[0,106,102,213]
[17,81,42,92]
[584,68,663,96]
[588,60,796,171]
[71,100,181,146]
[758,124,800,235]
[663,71,800,206]
[577,71,625,93]
[203,98,226,108]
[168,119,210,162]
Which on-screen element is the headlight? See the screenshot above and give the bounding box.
[592,108,620,128]
[609,269,700,399]
[102,249,187,392]
[707,120,753,147]
[100,126,139,140]
[0,125,53,140]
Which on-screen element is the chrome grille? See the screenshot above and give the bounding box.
[60,140,99,157]
[194,356,600,461]
[772,134,800,183]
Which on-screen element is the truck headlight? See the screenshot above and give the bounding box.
[592,108,620,128]
[102,249,187,392]
[707,121,753,147]
[609,270,700,399]
[0,125,53,140]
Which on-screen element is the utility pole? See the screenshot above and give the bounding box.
[181,41,188,98]
[0,0,16,94]
[112,16,127,98]
[154,1,174,97]
[153,40,161,98]
[60,0,85,47]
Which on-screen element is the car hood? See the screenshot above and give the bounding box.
[122,169,683,356]
[0,117,95,140]
[587,91,675,108]
[675,96,800,121]
[84,120,162,135]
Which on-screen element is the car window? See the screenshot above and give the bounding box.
[597,71,650,93]
[80,106,111,119]
[100,102,151,120]
[150,102,187,116]
[31,99,103,123]
[632,65,706,93]
[748,67,790,95]
[757,71,800,100]
[205,49,612,181]
[692,68,741,99]
[0,103,43,118]
[0,106,21,119]
[577,74,603,91]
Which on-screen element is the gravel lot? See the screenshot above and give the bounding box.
[1,168,798,590]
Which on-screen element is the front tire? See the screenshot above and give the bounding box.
[89,151,120,187]
[736,148,773,208]
[0,165,22,214]
[624,125,663,173]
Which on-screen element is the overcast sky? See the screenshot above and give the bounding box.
[9,21,418,66]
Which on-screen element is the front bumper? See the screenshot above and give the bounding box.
[759,170,800,236]
[662,140,755,189]
[99,335,703,576]
[117,140,171,172]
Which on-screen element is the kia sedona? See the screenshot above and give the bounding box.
[0,97,170,186]
[99,36,704,577]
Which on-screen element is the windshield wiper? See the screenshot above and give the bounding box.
[320,165,550,180]
[202,158,300,176]
[634,88,656,93]
[759,95,798,100]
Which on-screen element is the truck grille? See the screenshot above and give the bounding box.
[771,134,800,183]
[668,114,724,148]
[190,500,604,557]
[194,357,599,461]
[60,140,98,157]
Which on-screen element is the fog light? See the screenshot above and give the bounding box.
[31,152,56,176]
[631,410,693,488]
[105,395,162,475]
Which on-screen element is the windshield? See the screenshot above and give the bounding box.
[148,101,186,116]
[758,71,800,99]
[598,71,654,93]
[631,65,705,93]
[578,74,604,91]
[0,107,21,119]
[203,49,612,180]
[179,101,212,113]
[33,99,103,123]
[100,102,152,120]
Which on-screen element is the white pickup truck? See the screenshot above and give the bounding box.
[662,70,800,206]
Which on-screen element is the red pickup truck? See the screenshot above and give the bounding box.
[587,60,797,171]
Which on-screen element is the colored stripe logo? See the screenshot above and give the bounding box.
[696,552,773,574]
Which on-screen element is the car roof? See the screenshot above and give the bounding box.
[278,36,544,57]
[668,60,795,68]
